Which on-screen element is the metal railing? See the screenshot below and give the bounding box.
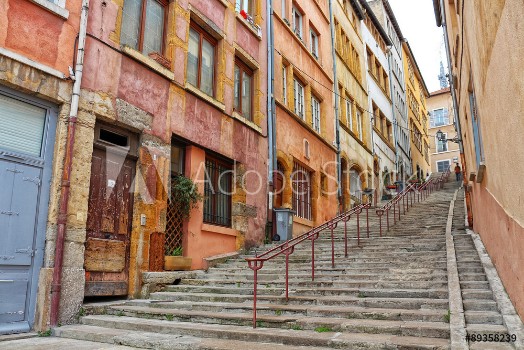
[245,169,450,328]
[246,203,371,328]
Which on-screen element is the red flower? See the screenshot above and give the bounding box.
[240,10,248,19]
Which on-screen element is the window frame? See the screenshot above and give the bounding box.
[436,159,451,173]
[121,0,169,55]
[234,59,254,121]
[203,155,233,227]
[187,22,218,97]
[345,98,353,130]
[310,28,319,59]
[356,109,363,140]
[292,6,303,39]
[293,77,305,119]
[436,132,448,153]
[282,64,287,105]
[237,0,254,15]
[311,95,321,133]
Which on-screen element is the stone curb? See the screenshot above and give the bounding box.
[446,188,469,350]
[467,228,524,349]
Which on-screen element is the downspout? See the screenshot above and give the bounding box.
[439,0,463,154]
[328,0,342,210]
[266,0,278,236]
[50,0,90,326]
[386,50,400,179]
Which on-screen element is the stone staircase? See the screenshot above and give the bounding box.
[47,177,518,349]
[451,188,514,349]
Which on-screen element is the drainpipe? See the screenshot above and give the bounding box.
[266,0,277,236]
[439,0,463,154]
[328,0,342,210]
[386,50,400,179]
[50,0,90,327]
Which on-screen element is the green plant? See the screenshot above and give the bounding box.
[256,321,266,328]
[170,246,183,256]
[165,314,174,321]
[171,174,203,220]
[236,282,241,288]
[314,326,333,333]
[275,309,283,316]
[116,310,125,317]
[357,292,366,298]
[38,329,52,337]
[444,310,451,323]
[78,307,86,317]
[290,324,303,330]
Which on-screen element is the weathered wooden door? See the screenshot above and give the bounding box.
[84,146,135,296]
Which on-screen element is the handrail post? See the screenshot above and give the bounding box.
[330,226,335,268]
[285,252,289,300]
[386,208,390,231]
[344,219,348,258]
[398,199,401,221]
[357,211,360,245]
[366,205,370,238]
[248,260,264,328]
[309,233,319,281]
[393,202,396,224]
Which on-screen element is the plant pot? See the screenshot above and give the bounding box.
[164,256,192,271]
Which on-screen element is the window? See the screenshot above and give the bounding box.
[386,121,392,142]
[349,169,362,196]
[311,96,320,132]
[470,89,485,166]
[292,162,312,220]
[203,156,232,227]
[356,109,363,140]
[281,0,287,20]
[121,0,167,55]
[282,65,287,105]
[187,24,216,96]
[292,6,303,39]
[237,0,253,14]
[436,160,451,173]
[293,77,305,119]
[234,60,253,121]
[345,99,353,130]
[430,108,449,127]
[310,29,319,59]
[436,133,448,153]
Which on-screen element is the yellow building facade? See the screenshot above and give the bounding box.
[402,41,430,179]
[334,0,373,208]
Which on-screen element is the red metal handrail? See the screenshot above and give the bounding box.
[246,203,371,328]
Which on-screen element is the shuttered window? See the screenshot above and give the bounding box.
[0,94,46,157]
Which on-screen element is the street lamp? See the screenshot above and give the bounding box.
[436,129,461,144]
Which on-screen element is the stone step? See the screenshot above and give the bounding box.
[463,299,499,312]
[457,266,486,274]
[458,273,487,282]
[461,289,494,300]
[180,278,449,290]
[469,341,515,349]
[208,266,448,276]
[105,305,451,339]
[123,300,448,322]
[164,285,448,299]
[79,315,450,349]
[466,324,510,337]
[460,280,491,290]
[465,311,504,325]
[54,324,335,350]
[149,292,449,310]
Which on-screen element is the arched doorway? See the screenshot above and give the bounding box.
[349,165,363,205]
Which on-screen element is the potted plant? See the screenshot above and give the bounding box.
[164,175,202,271]
[164,247,192,271]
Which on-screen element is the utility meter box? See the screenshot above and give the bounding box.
[273,208,294,241]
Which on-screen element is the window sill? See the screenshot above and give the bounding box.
[202,223,238,237]
[121,46,174,81]
[184,83,225,112]
[235,12,262,40]
[29,0,69,19]
[232,111,263,135]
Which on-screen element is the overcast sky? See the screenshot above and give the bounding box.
[388,0,447,92]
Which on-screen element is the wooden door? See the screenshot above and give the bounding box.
[84,147,135,296]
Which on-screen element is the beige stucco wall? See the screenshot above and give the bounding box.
[442,0,524,318]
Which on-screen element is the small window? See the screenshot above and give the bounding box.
[345,98,353,130]
[234,59,253,121]
[121,0,167,55]
[282,65,287,105]
[356,109,363,140]
[237,0,253,15]
[203,156,232,227]
[293,77,305,119]
[292,6,303,39]
[436,160,451,173]
[436,133,448,153]
[311,96,321,132]
[99,129,128,147]
[187,23,217,97]
[310,29,319,59]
